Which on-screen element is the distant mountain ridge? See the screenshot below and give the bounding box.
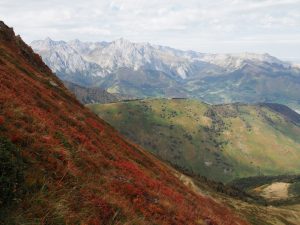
[32,38,295,79]
[31,38,300,111]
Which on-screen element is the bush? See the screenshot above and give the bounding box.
[0,136,25,207]
[0,116,4,125]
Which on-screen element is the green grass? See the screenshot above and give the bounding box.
[88,99,300,183]
[289,181,300,197]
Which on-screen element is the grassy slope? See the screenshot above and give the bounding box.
[190,174,300,225]
[0,22,249,225]
[290,181,300,197]
[88,99,300,183]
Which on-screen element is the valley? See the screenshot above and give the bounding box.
[1,21,252,224]
[1,14,300,224]
[89,98,300,224]
[88,99,300,183]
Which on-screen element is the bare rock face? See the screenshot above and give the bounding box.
[0,21,17,42]
[31,37,300,112]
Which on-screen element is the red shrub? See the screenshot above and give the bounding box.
[146,179,162,191]
[161,186,184,203]
[86,118,104,133]
[114,160,145,178]
[10,133,22,143]
[122,183,145,198]
[67,161,81,176]
[143,203,164,217]
[91,197,115,221]
[81,192,115,222]
[0,116,4,125]
[74,132,88,144]
[41,135,53,143]
[84,218,101,225]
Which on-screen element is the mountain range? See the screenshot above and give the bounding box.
[3,20,300,224]
[31,38,300,111]
[1,20,251,225]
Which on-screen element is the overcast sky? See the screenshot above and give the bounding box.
[1,0,300,62]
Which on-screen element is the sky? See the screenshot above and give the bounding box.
[0,0,300,62]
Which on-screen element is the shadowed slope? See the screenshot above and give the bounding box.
[63,80,119,104]
[260,103,300,124]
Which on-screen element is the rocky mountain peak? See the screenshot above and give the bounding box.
[0,21,16,42]
[30,37,300,112]
[113,37,132,46]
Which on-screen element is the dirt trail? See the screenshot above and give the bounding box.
[260,182,291,200]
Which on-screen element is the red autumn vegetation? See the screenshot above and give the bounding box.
[0,115,4,125]
[0,21,249,224]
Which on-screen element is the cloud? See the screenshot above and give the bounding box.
[0,0,299,60]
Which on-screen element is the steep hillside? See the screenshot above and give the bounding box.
[63,81,119,104]
[0,21,248,224]
[88,99,300,183]
[31,38,300,111]
[260,103,300,124]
